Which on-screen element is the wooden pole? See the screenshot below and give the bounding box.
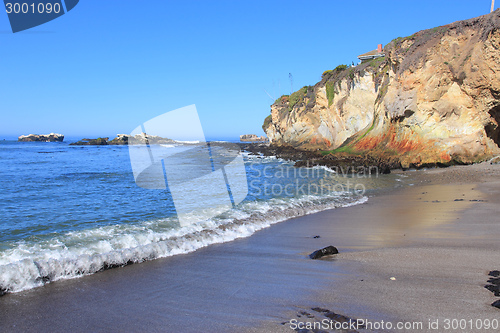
[492,0,495,13]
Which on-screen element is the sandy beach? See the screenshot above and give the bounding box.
[1,162,500,332]
[252,162,500,332]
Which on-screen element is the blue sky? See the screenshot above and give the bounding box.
[0,0,495,140]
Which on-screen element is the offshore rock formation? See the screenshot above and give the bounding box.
[70,134,176,146]
[70,137,110,146]
[240,134,267,142]
[18,133,64,142]
[108,134,130,145]
[263,10,500,168]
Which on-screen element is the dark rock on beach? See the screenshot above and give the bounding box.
[485,284,500,296]
[485,271,500,307]
[283,307,362,332]
[311,307,364,328]
[309,246,338,259]
[489,270,500,277]
[18,133,64,142]
[485,276,500,296]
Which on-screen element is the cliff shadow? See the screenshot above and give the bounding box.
[485,105,500,148]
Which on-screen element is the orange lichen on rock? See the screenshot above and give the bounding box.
[439,152,452,162]
[354,135,382,150]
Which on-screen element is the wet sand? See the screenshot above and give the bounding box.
[253,162,500,332]
[1,163,500,332]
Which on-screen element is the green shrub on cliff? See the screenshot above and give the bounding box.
[262,115,272,131]
[368,57,385,68]
[322,65,348,79]
[334,64,348,71]
[274,95,289,105]
[326,82,336,107]
[322,70,333,78]
[289,86,308,111]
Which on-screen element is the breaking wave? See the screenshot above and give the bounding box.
[0,192,367,295]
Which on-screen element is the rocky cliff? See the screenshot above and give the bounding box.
[263,10,500,168]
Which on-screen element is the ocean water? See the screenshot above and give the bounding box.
[0,140,403,295]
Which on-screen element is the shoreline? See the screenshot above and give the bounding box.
[0,163,499,332]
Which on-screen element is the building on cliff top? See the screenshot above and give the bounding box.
[357,44,385,63]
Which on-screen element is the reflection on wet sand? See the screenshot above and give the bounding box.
[338,184,485,249]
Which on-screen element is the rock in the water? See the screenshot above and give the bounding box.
[108,134,129,145]
[70,137,109,146]
[70,133,177,146]
[127,133,175,145]
[309,245,338,259]
[240,134,267,142]
[18,133,64,142]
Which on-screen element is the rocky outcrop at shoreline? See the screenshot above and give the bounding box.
[262,10,500,168]
[238,142,398,173]
[18,133,64,142]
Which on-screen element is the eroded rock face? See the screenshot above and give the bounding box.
[268,72,377,151]
[263,10,500,167]
[18,133,64,142]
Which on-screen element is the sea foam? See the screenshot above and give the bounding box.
[0,193,367,295]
